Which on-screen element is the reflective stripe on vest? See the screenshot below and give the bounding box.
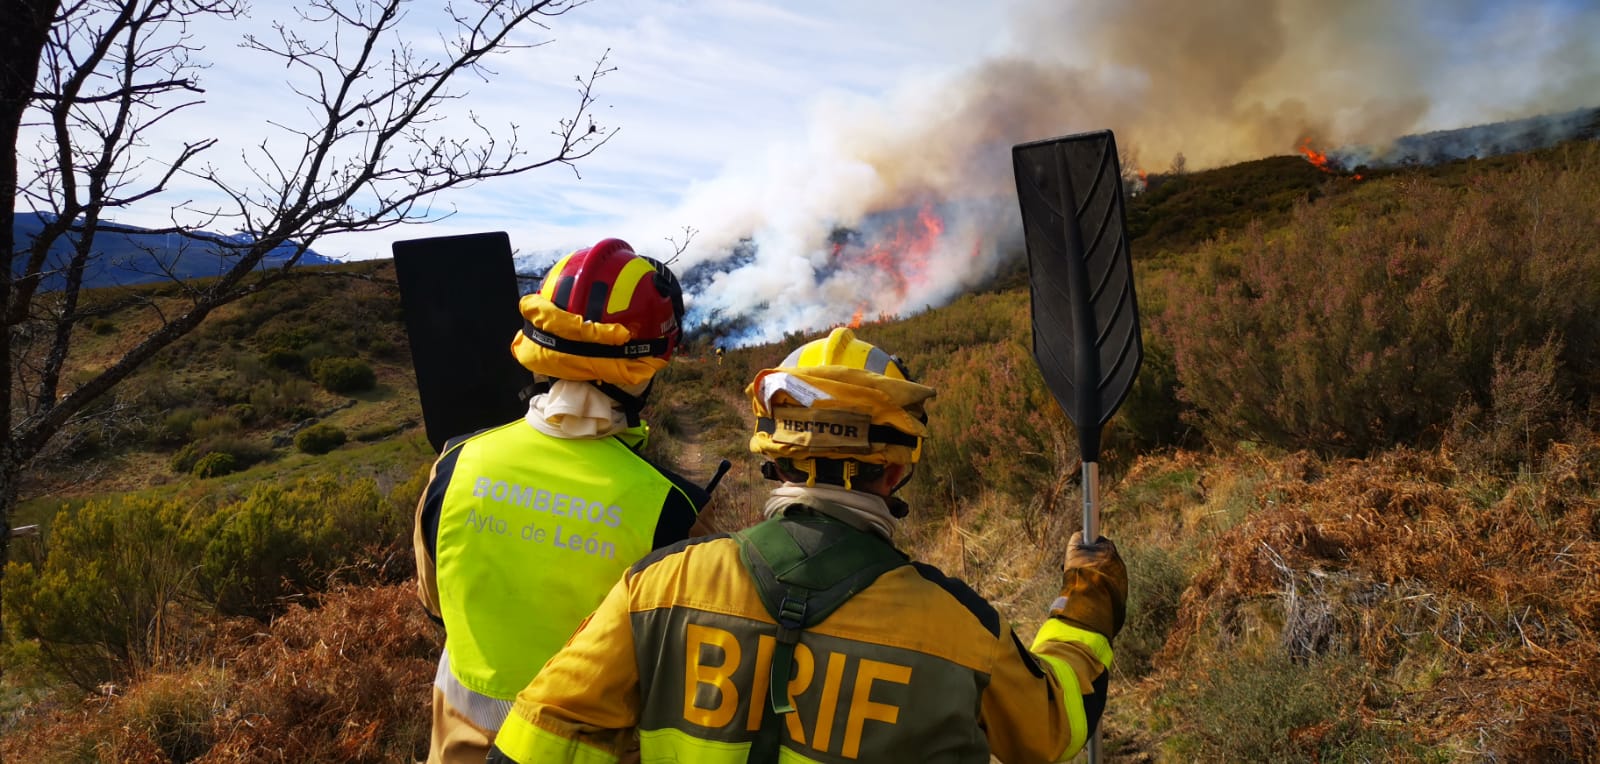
[436,421,672,701]
[435,647,515,731]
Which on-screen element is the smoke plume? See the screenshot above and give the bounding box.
[666,0,1600,346]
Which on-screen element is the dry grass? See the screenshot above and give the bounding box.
[1135,438,1600,760]
[2,585,438,763]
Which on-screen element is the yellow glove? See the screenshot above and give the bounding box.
[1050,532,1129,641]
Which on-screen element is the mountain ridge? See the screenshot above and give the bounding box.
[11,211,341,291]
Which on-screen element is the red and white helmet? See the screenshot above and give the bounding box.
[512,238,684,387]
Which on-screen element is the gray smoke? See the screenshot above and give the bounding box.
[665,0,1600,345]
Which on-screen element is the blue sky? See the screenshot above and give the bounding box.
[22,0,1600,342]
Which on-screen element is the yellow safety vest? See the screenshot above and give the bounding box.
[433,421,680,701]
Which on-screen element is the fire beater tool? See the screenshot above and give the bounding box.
[1013,129,1144,763]
[393,231,529,452]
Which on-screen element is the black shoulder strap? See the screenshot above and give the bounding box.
[733,511,908,764]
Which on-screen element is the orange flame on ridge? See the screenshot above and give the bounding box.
[1298,137,1334,173]
[1297,138,1363,181]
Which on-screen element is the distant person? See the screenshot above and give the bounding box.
[715,345,724,366]
[487,327,1128,763]
[414,238,712,763]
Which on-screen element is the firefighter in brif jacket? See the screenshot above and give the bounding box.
[488,327,1128,764]
[414,238,711,763]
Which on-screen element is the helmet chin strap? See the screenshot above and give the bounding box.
[592,379,650,428]
[886,465,914,518]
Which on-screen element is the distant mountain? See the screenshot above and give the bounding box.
[11,212,341,291]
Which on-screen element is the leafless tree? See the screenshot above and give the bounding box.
[1,0,617,571]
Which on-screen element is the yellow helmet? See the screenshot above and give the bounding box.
[747,328,936,487]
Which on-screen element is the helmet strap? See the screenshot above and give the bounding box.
[520,378,553,404]
[592,379,652,428]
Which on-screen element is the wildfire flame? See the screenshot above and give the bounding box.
[831,202,950,326]
[1297,137,1334,173]
[1297,137,1363,181]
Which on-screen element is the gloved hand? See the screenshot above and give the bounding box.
[1050,532,1129,641]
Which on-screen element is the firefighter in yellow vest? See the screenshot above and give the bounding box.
[488,327,1129,763]
[414,238,714,763]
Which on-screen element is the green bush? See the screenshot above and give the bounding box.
[295,423,347,455]
[1,497,199,687]
[310,356,375,393]
[249,377,317,422]
[1115,543,1189,678]
[262,347,306,373]
[229,402,258,426]
[170,442,201,474]
[195,476,407,619]
[190,413,240,440]
[157,407,207,445]
[193,451,238,478]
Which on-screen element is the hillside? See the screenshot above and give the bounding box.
[3,139,1599,762]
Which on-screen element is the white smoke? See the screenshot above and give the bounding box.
[653,0,1600,345]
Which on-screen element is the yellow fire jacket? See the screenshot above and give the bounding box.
[488,520,1113,763]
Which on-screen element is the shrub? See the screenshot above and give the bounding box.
[262,346,307,373]
[190,413,241,440]
[170,442,201,474]
[229,402,258,425]
[1115,542,1188,678]
[1,497,199,687]
[192,451,238,478]
[1163,149,1600,455]
[295,423,347,455]
[1444,337,1571,475]
[194,476,408,619]
[310,356,376,393]
[250,377,317,422]
[157,407,206,445]
[917,340,1068,512]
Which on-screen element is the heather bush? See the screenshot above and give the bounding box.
[193,451,238,478]
[169,442,202,474]
[250,376,318,422]
[1114,542,1187,678]
[171,436,272,476]
[311,356,376,393]
[1164,147,1600,455]
[1444,337,1571,474]
[190,412,240,440]
[263,346,308,373]
[157,406,207,445]
[296,422,347,454]
[917,340,1068,511]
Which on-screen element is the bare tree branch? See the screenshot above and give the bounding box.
[2,0,616,573]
